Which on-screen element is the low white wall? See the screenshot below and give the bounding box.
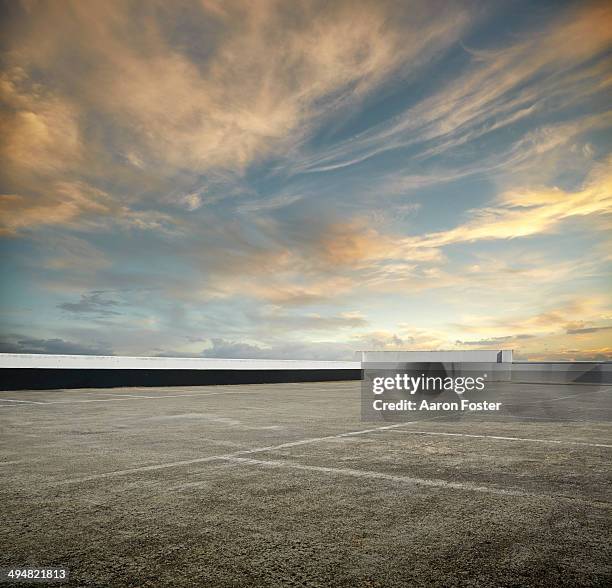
[0,353,361,371]
[357,350,513,363]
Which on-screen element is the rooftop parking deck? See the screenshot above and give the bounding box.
[1,380,611,587]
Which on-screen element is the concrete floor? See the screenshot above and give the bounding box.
[1,381,611,587]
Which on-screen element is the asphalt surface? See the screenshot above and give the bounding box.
[1,381,611,587]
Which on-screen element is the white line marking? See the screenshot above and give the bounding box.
[220,456,611,506]
[502,388,611,405]
[224,457,612,508]
[0,392,236,405]
[97,393,161,398]
[223,456,523,494]
[0,398,46,404]
[42,395,205,404]
[169,481,211,491]
[387,430,612,448]
[45,382,357,395]
[0,389,280,406]
[471,415,584,421]
[57,421,418,484]
[545,389,611,402]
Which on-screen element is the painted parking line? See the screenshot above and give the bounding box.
[386,429,612,448]
[0,390,267,405]
[0,398,46,404]
[57,421,419,484]
[220,456,611,507]
[0,386,335,406]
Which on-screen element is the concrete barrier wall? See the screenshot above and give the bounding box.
[510,362,611,385]
[0,353,360,371]
[0,354,362,391]
[1,353,608,390]
[357,350,513,363]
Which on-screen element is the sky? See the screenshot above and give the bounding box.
[0,0,611,361]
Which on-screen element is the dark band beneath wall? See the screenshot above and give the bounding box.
[0,368,363,391]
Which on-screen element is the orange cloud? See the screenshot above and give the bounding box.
[419,157,612,248]
[178,154,610,304]
[0,0,472,237]
[0,68,82,176]
[1,0,469,176]
[0,182,177,235]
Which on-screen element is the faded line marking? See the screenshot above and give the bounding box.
[0,382,358,405]
[57,421,418,484]
[95,393,162,398]
[220,456,612,507]
[0,398,46,404]
[9,393,234,405]
[387,430,612,448]
[0,396,201,405]
[546,389,611,402]
[2,389,277,406]
[502,388,611,405]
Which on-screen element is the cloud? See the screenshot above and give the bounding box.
[526,348,612,362]
[199,337,357,361]
[0,67,82,176]
[179,212,446,307]
[58,291,121,317]
[174,155,610,307]
[456,334,535,346]
[352,328,450,352]
[0,181,178,235]
[244,157,610,296]
[174,192,204,211]
[419,157,612,248]
[1,1,610,363]
[451,297,611,339]
[296,1,612,173]
[0,0,472,237]
[251,310,368,333]
[236,193,303,214]
[35,234,111,273]
[566,325,612,335]
[2,0,470,177]
[0,334,113,356]
[226,155,609,298]
[383,111,612,195]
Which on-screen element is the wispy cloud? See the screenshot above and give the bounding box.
[294,1,611,174]
[418,156,612,247]
[161,156,610,309]
[566,325,612,335]
[0,181,178,235]
[0,0,472,236]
